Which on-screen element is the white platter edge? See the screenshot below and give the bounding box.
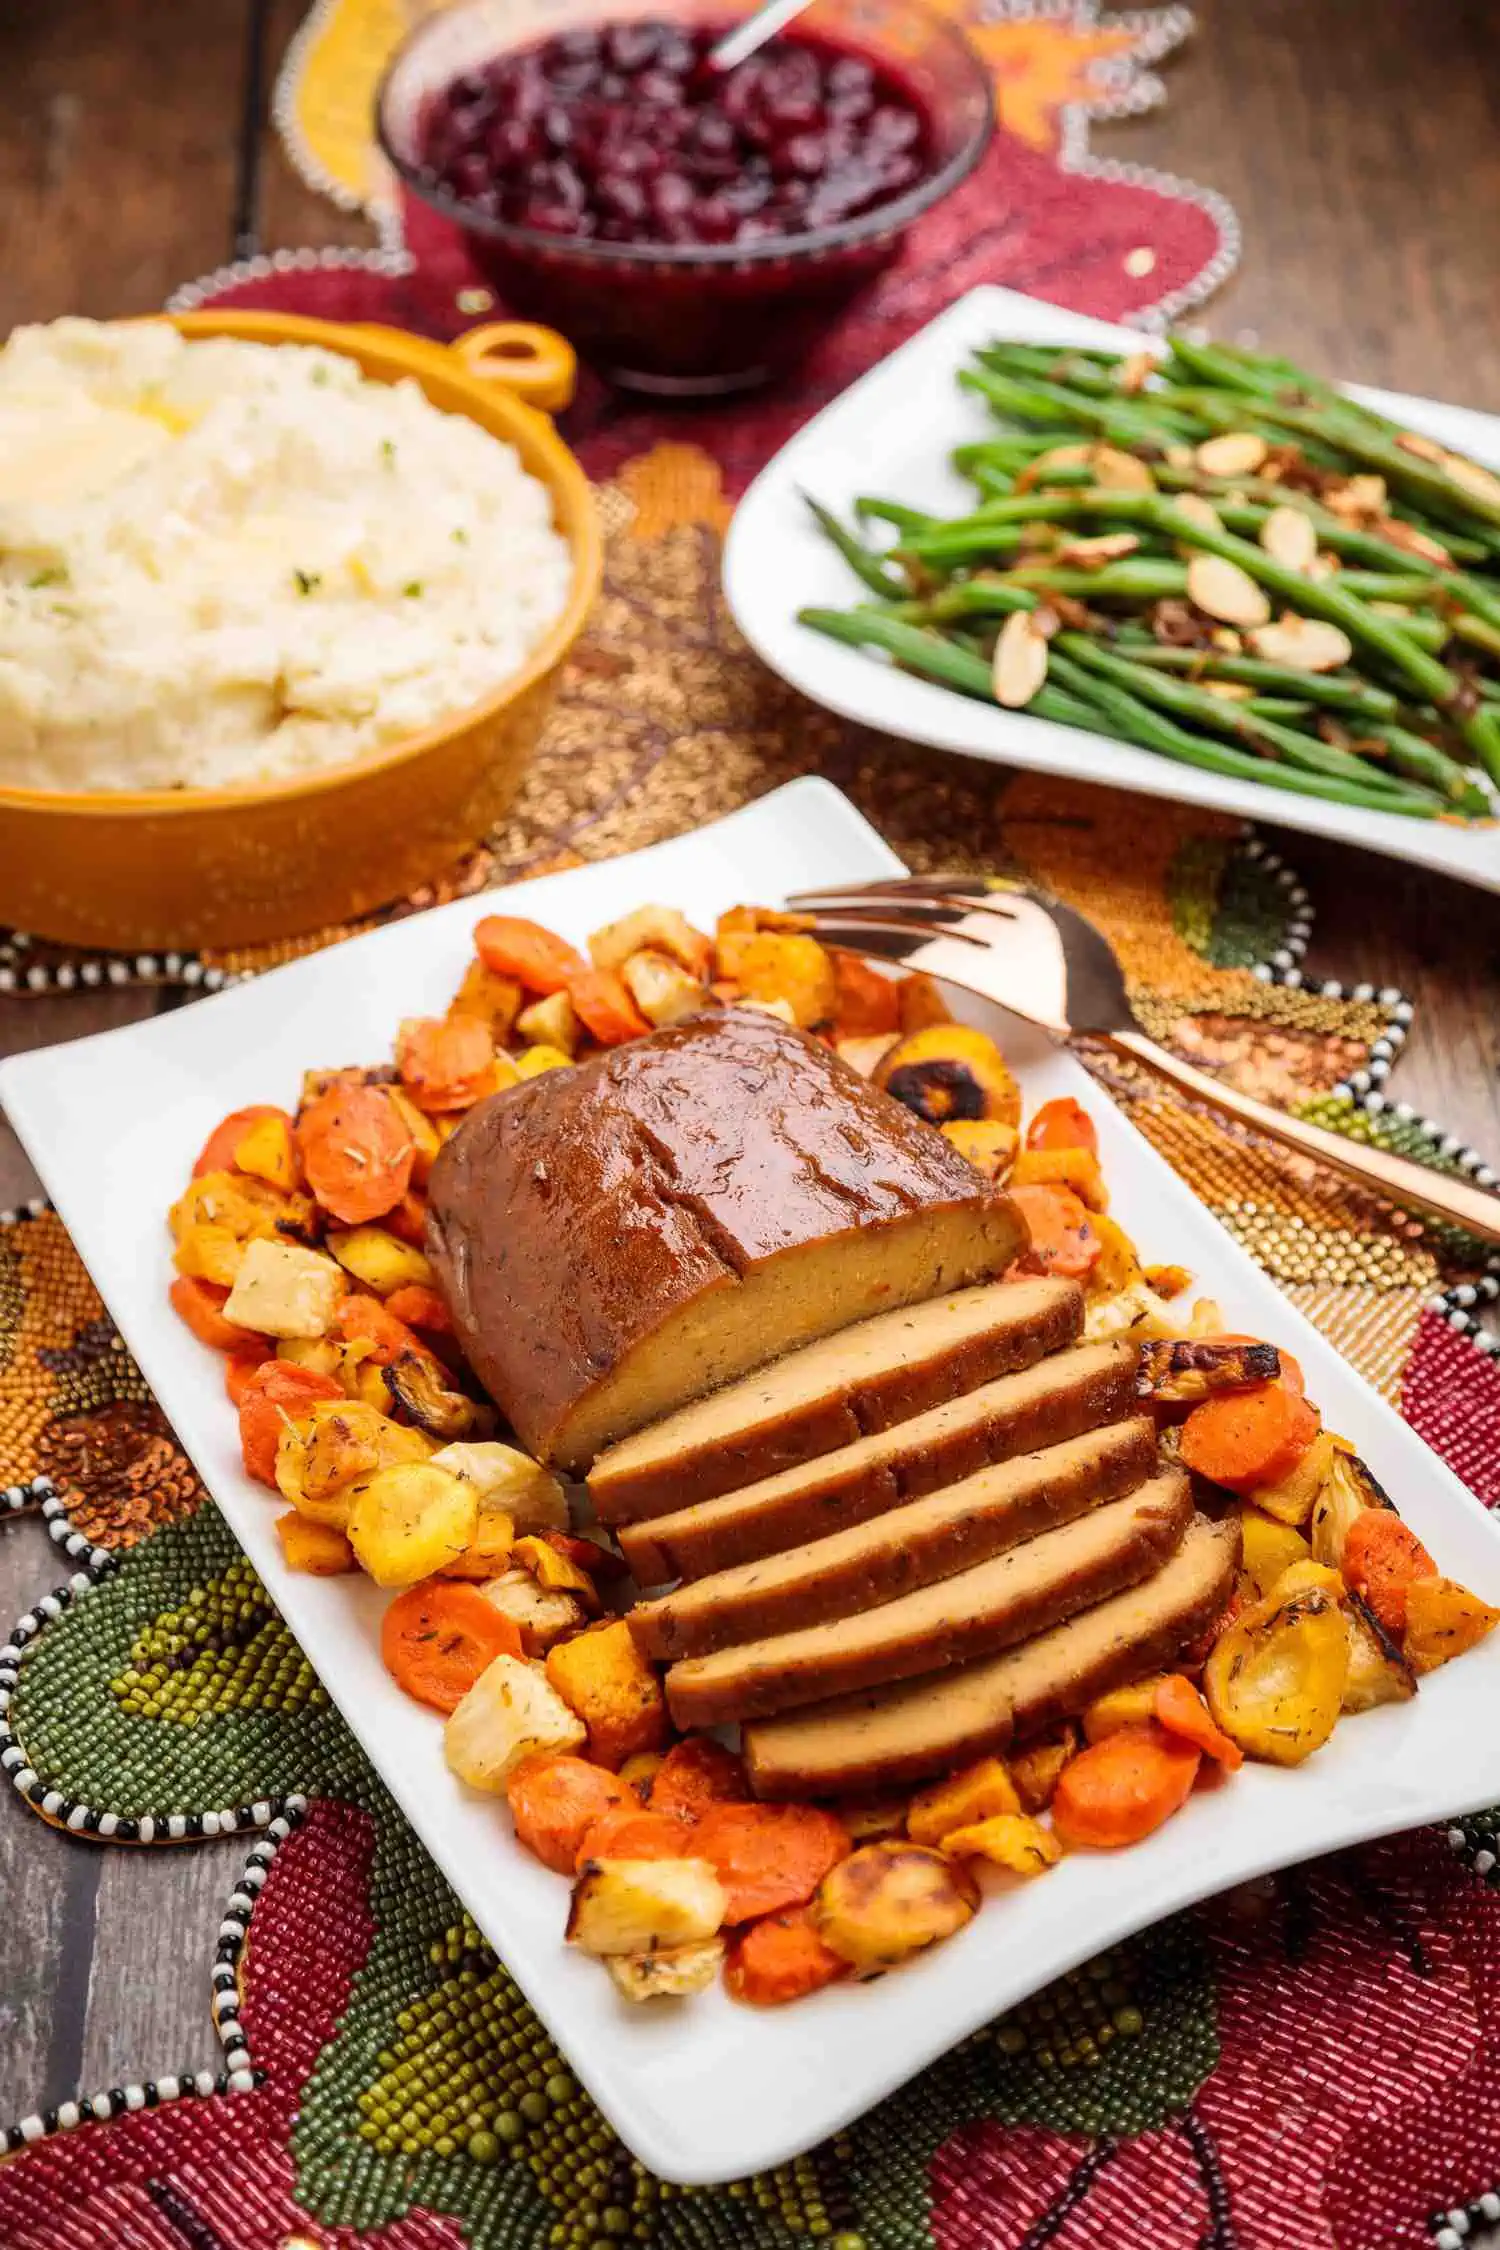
[3,775,1500,2183]
[722,285,1500,893]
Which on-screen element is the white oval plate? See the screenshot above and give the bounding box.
[4,776,1500,2184]
[723,287,1500,891]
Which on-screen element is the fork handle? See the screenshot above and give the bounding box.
[1106,1028,1500,1249]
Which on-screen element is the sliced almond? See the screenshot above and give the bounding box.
[1089,445,1156,493]
[1396,430,1447,464]
[1259,505,1319,570]
[1194,432,1269,478]
[1307,552,1341,581]
[992,608,1051,707]
[1247,614,1354,672]
[1171,493,1222,535]
[1030,443,1092,474]
[1209,627,1244,652]
[1053,531,1141,567]
[1204,680,1253,700]
[1372,516,1452,566]
[1186,554,1272,627]
[1441,453,1500,507]
[1165,443,1197,469]
[1116,349,1156,395]
[1323,473,1386,522]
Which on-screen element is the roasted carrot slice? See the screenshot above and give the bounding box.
[1010,1184,1102,1279]
[648,1738,750,1819]
[567,968,650,1046]
[1025,1097,1099,1157]
[474,915,586,995]
[725,1906,848,2006]
[193,1104,289,1179]
[395,1015,497,1112]
[381,1579,523,1714]
[383,1284,454,1336]
[1050,1722,1202,1850]
[573,1805,698,1872]
[297,1082,416,1226]
[237,1360,344,1487]
[543,1529,628,1581]
[382,1190,430,1248]
[1343,1511,1437,1636]
[829,950,901,1039]
[169,1274,263,1354]
[1179,1381,1320,1494]
[506,1754,631,1874]
[335,1293,435,1369]
[693,1803,850,1924]
[226,1343,277,1404]
[1154,1673,1244,1771]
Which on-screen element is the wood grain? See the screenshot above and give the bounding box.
[4,0,1500,2162]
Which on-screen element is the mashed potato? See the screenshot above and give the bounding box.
[0,320,574,791]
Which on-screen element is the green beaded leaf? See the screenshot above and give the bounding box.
[1171,835,1291,969]
[111,1551,328,1725]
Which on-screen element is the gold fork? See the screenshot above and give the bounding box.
[787,873,1500,1248]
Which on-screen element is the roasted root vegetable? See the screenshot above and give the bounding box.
[514,1534,600,1611]
[566,1858,727,1956]
[169,1275,263,1354]
[940,1120,1018,1181]
[725,1908,847,2006]
[544,1621,669,1768]
[727,933,837,1029]
[381,1579,524,1713]
[1343,1593,1417,1712]
[1051,1723,1202,1850]
[346,1463,478,1587]
[385,1351,492,1443]
[829,950,901,1039]
[811,1842,979,1976]
[441,1507,516,1581]
[1253,1428,1338,1528]
[1025,1098,1098,1157]
[574,1807,696,1869]
[515,989,581,1054]
[1341,1509,1435,1636]
[1138,1337,1280,1405]
[619,1751,667,1802]
[1010,1145,1109,1213]
[940,1813,1063,1876]
[275,1512,357,1575]
[876,1024,1021,1128]
[1086,1214,1145,1300]
[1179,1376,1320,1494]
[906,1756,1021,1847]
[474,915,586,994]
[445,1654,585,1790]
[326,1226,436,1297]
[232,1111,301,1191]
[604,1940,725,2002]
[237,1360,344,1486]
[194,1104,291,1179]
[506,1754,632,1874]
[222,1239,343,1339]
[397,1014,500,1113]
[274,1399,431,1520]
[383,1284,453,1336]
[588,906,711,980]
[297,1082,416,1227]
[1081,1676,1168,1743]
[1403,1576,1500,1674]
[447,960,524,1044]
[1203,1576,1349,1765]
[648,1738,750,1820]
[834,1033,899,1080]
[566,968,651,1046]
[172,1171,316,1286]
[1239,1506,1312,1597]
[1154,1673,1243,1769]
[1010,1742,1079,1828]
[478,1569,586,1656]
[429,1442,568,1534]
[1010,1185,1102,1281]
[692,1803,850,1924]
[619,950,709,1028]
[514,1044,573,1078]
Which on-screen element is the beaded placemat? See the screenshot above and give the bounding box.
[4,785,1500,2248]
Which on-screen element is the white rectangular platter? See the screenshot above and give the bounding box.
[4,777,1500,2185]
[723,286,1500,891]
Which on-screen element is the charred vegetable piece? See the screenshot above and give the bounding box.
[567,1858,727,1956]
[939,1812,1062,1875]
[941,1119,1018,1181]
[1253,1428,1339,1529]
[1203,1578,1349,1764]
[876,1024,1022,1128]
[1087,1214,1146,1299]
[385,1351,493,1442]
[1341,1507,1435,1635]
[275,1399,432,1520]
[514,1533,601,1613]
[440,1506,516,1581]
[588,905,711,979]
[448,960,524,1044]
[1008,1727,1079,1813]
[1307,1444,1393,1562]
[1403,1577,1500,1674]
[1010,1145,1109,1212]
[811,1842,979,1976]
[1139,1337,1281,1404]
[1343,1591,1417,1711]
[604,1940,725,2002]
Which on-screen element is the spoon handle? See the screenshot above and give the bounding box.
[706,0,814,73]
[1107,1027,1500,1249]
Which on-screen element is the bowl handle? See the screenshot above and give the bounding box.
[449,322,577,412]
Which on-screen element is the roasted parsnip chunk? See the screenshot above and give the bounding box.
[445,1654,585,1791]
[1138,1337,1280,1404]
[811,1843,978,1977]
[430,1442,569,1534]
[327,1226,437,1296]
[566,1858,727,1956]
[346,1462,477,1586]
[603,1940,725,2001]
[223,1239,343,1339]
[479,1568,586,1656]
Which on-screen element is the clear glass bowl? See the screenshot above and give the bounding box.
[377,0,993,395]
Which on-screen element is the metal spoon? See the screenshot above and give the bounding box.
[704,0,814,74]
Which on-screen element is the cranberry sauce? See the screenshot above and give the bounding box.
[416,18,935,249]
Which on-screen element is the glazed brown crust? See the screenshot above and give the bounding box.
[664,1473,1192,1729]
[615,1339,1140,1585]
[628,1417,1159,1662]
[426,1008,1021,1465]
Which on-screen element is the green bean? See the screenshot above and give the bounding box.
[801,493,907,599]
[1119,646,1401,717]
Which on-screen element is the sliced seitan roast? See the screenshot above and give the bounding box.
[616,1337,1140,1584]
[664,1470,1191,1727]
[589,1275,1082,1523]
[426,1007,1023,1469]
[743,1512,1241,1798]
[630,1417,1158,1661]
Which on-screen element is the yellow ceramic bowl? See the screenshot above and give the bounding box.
[0,311,602,951]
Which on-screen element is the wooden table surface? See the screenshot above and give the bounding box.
[3,0,1500,2150]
